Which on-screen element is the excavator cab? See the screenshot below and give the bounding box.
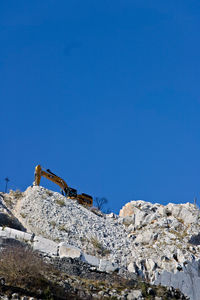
[65,187,77,198]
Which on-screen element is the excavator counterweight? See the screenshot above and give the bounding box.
[34,165,93,206]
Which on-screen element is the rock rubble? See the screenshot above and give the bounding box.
[1,187,200,299]
[10,186,132,268]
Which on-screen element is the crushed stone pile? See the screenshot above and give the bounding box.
[10,186,132,269]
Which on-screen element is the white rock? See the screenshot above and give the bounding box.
[157,205,165,215]
[135,229,154,244]
[106,213,117,219]
[177,249,186,263]
[33,236,58,256]
[146,258,157,271]
[127,289,142,300]
[135,210,147,227]
[179,207,197,224]
[81,253,100,267]
[58,242,81,259]
[99,259,118,273]
[1,227,32,242]
[128,262,135,273]
[154,260,200,300]
[119,202,136,217]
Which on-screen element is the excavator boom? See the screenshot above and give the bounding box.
[34,165,93,206]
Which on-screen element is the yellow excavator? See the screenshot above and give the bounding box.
[34,165,93,206]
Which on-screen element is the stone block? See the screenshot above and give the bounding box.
[81,253,100,267]
[2,227,32,242]
[99,259,118,273]
[58,242,81,259]
[33,236,58,256]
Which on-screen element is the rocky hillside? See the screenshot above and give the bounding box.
[119,201,200,300]
[119,200,200,276]
[7,186,133,267]
[0,186,200,299]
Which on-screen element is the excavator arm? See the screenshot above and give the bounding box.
[34,165,93,206]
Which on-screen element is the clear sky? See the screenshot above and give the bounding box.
[1,1,200,213]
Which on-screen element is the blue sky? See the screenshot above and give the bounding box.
[1,1,200,213]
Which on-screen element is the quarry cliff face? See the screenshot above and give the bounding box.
[1,186,200,299]
[119,200,200,300]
